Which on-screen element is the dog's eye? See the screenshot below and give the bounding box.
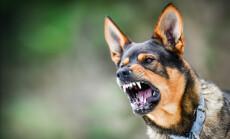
[144,58,153,64]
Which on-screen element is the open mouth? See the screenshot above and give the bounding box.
[122,81,160,115]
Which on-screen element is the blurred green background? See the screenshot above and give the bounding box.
[1,0,230,139]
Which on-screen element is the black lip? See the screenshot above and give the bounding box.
[133,103,155,115]
[134,86,160,115]
[121,80,161,116]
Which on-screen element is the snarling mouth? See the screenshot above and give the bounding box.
[122,81,160,115]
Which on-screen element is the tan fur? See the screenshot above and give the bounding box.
[153,4,185,58]
[146,77,230,139]
[199,80,229,139]
[104,17,130,64]
[137,53,157,63]
[104,4,230,139]
[122,58,129,66]
[130,64,186,128]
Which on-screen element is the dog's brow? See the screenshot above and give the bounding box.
[122,57,129,66]
[138,53,156,63]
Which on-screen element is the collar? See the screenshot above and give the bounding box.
[169,94,206,139]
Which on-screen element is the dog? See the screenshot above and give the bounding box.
[104,3,230,139]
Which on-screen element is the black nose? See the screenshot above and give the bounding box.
[116,67,132,79]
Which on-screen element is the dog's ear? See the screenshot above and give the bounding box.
[105,16,131,64]
[153,3,185,58]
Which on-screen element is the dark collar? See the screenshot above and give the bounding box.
[169,94,206,139]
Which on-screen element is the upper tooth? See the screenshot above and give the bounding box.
[129,83,133,88]
[137,82,141,89]
[123,84,127,89]
[123,86,126,92]
[133,82,136,86]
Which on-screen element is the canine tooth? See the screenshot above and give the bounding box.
[123,87,126,92]
[130,83,133,88]
[137,82,141,89]
[133,82,136,86]
[153,91,156,96]
[131,103,134,107]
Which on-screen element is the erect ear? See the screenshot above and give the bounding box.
[153,3,185,58]
[105,16,131,64]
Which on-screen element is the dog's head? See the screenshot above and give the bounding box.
[105,4,188,128]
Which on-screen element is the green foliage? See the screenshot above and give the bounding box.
[1,96,70,139]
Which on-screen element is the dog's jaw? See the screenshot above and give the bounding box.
[117,79,161,115]
[129,65,186,127]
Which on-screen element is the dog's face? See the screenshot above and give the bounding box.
[105,4,187,127]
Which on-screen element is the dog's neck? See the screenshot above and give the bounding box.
[143,60,200,136]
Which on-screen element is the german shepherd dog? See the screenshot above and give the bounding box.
[104,3,230,139]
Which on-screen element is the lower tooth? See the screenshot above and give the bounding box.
[153,91,156,96]
[137,82,141,89]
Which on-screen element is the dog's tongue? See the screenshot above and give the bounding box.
[138,88,152,104]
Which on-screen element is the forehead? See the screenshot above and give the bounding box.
[122,40,166,59]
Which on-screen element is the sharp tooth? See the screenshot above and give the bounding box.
[123,85,126,89]
[153,91,156,96]
[131,103,135,107]
[144,98,146,103]
[137,82,141,89]
[123,86,126,92]
[130,83,133,88]
[133,82,136,86]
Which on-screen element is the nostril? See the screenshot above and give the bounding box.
[123,69,132,76]
[123,71,129,76]
[116,68,132,79]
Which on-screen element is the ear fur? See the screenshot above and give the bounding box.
[104,16,131,64]
[153,3,185,58]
